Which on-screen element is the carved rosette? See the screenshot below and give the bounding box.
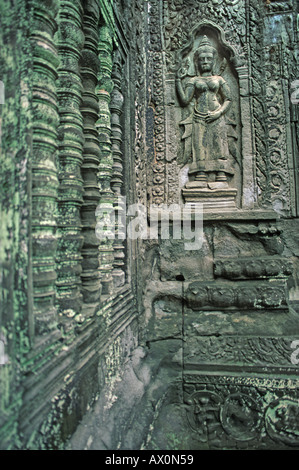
[30,0,60,334]
[80,0,102,305]
[56,0,85,319]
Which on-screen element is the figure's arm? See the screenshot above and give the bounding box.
[218,81,232,115]
[175,69,194,107]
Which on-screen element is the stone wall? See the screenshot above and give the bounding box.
[134,0,299,450]
[0,0,299,451]
[0,0,139,450]
[67,0,299,452]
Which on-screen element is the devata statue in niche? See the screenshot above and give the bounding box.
[176,34,239,207]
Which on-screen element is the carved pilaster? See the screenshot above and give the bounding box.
[111,52,126,287]
[56,0,85,320]
[132,0,147,207]
[96,25,115,295]
[149,0,166,206]
[30,0,60,334]
[80,0,102,304]
[249,0,270,208]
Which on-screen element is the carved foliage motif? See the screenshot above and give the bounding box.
[214,257,293,280]
[164,0,246,73]
[249,0,296,213]
[184,336,295,367]
[264,44,291,212]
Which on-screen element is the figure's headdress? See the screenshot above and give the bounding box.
[197,35,217,54]
[193,36,217,74]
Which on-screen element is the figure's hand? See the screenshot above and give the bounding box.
[176,66,187,80]
[205,110,222,123]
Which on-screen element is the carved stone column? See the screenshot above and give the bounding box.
[56,0,85,320]
[111,52,126,288]
[96,25,115,295]
[30,0,60,335]
[80,0,102,305]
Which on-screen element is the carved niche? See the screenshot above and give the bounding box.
[175,23,244,209]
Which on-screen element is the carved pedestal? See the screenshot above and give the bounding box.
[182,186,238,209]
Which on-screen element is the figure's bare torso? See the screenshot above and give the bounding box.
[187,75,224,114]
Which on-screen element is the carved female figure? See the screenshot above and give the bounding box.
[176,36,232,188]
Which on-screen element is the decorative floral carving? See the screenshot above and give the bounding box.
[184,336,295,367]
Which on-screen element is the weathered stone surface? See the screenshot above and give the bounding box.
[1,0,299,452]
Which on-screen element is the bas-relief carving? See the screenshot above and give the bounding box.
[141,0,299,451]
[184,379,299,448]
[174,29,242,208]
[161,0,296,215]
[176,37,234,184]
